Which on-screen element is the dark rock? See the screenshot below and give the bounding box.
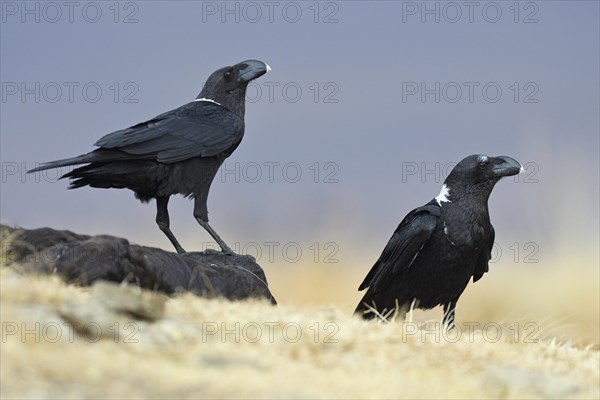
[1,224,276,304]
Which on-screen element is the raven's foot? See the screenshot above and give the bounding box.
[195,218,235,255]
[157,222,187,254]
[220,246,234,256]
[156,197,188,254]
[214,238,234,255]
[442,301,457,329]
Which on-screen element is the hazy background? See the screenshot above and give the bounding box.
[1,1,598,324]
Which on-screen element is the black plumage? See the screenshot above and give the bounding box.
[355,155,522,327]
[28,60,270,254]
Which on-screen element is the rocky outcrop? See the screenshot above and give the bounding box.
[1,224,276,304]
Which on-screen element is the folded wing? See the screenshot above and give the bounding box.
[95,101,244,162]
[359,203,440,291]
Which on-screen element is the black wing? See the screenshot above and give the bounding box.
[358,203,440,291]
[95,101,244,163]
[473,225,495,282]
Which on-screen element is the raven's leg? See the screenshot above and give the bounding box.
[156,196,186,254]
[442,301,457,329]
[196,219,234,254]
[193,197,233,255]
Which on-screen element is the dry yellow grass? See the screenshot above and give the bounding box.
[264,256,600,346]
[1,266,598,399]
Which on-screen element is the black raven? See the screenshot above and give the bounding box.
[28,60,270,254]
[355,155,522,327]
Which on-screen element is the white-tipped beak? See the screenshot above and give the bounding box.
[266,64,272,72]
[519,165,526,174]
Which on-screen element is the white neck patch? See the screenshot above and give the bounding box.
[194,98,222,106]
[435,184,451,206]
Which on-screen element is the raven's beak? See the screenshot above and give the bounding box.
[492,156,523,178]
[237,60,270,83]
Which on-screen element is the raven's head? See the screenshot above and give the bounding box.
[437,155,523,204]
[198,60,270,118]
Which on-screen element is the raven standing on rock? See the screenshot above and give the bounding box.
[28,60,270,254]
[355,155,523,327]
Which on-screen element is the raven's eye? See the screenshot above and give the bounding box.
[224,71,233,80]
[477,155,489,169]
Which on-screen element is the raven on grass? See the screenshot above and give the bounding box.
[28,60,270,254]
[355,155,523,327]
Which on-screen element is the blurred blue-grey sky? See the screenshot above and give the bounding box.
[1,1,598,272]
